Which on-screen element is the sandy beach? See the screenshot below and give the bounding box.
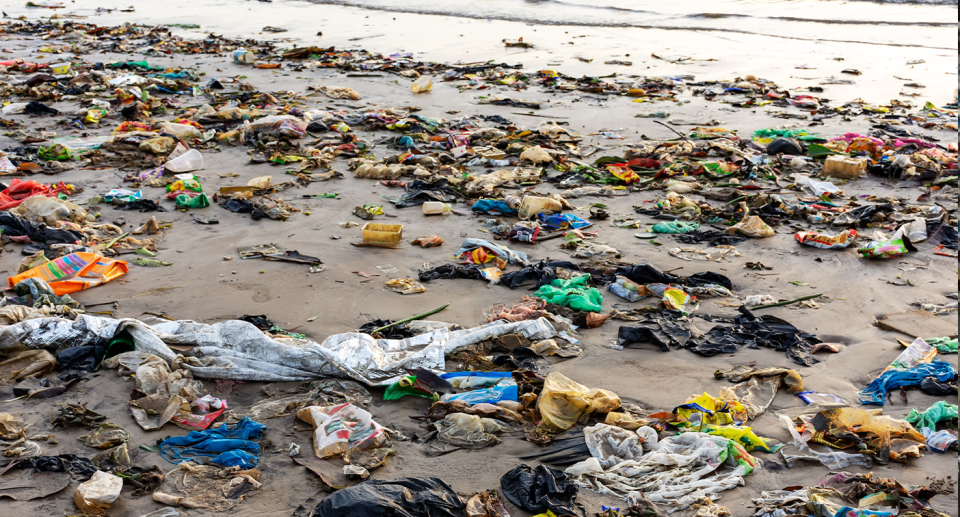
[0,1,957,516]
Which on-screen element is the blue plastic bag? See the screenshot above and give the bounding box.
[159,417,266,469]
[858,361,957,406]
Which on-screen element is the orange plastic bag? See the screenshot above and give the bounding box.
[8,253,128,296]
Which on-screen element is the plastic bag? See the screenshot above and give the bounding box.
[795,229,858,249]
[535,275,603,313]
[662,287,698,315]
[435,413,504,448]
[609,276,643,302]
[727,216,774,238]
[858,238,912,259]
[175,193,210,209]
[795,174,841,197]
[8,253,129,296]
[584,424,646,467]
[520,146,553,164]
[441,379,517,405]
[74,471,122,515]
[780,449,871,470]
[312,477,465,517]
[538,373,620,433]
[652,221,700,234]
[675,392,748,428]
[249,115,307,138]
[501,464,579,516]
[297,403,387,459]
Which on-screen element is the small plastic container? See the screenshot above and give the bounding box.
[164,149,203,173]
[362,223,403,247]
[233,48,255,65]
[49,62,71,75]
[422,202,450,215]
[411,75,433,93]
[518,196,562,220]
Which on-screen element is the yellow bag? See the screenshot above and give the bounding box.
[537,373,620,433]
[674,392,748,428]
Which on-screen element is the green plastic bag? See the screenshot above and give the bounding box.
[652,221,700,234]
[927,337,958,354]
[38,144,72,161]
[384,376,434,401]
[175,193,210,209]
[905,401,958,433]
[535,275,603,313]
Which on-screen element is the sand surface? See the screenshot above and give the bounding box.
[0,3,957,517]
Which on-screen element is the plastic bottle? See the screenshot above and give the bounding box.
[164,149,203,173]
[233,48,254,65]
[422,202,450,215]
[807,213,824,224]
[518,196,562,220]
[411,75,433,93]
[504,195,522,210]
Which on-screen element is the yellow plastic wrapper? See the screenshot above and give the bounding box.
[662,287,698,315]
[702,425,777,452]
[810,407,926,449]
[8,252,128,296]
[537,373,620,433]
[604,412,649,430]
[674,392,748,428]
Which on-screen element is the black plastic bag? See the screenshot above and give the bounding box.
[677,231,747,247]
[311,477,465,517]
[0,211,83,245]
[618,312,691,351]
[394,179,459,209]
[115,199,166,212]
[358,319,415,340]
[239,314,274,330]
[57,344,107,379]
[686,307,822,366]
[616,263,733,290]
[222,198,254,213]
[24,100,59,116]
[500,464,580,517]
[500,260,582,290]
[920,376,958,396]
[766,138,803,156]
[15,454,97,481]
[419,264,482,283]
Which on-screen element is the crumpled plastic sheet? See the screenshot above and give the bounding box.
[435,413,510,448]
[456,238,530,266]
[312,477,466,517]
[859,361,957,406]
[0,315,557,386]
[583,424,658,468]
[501,464,581,517]
[483,296,546,324]
[565,432,759,510]
[686,307,824,367]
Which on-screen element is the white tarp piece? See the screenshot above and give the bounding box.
[0,315,557,386]
[566,431,759,509]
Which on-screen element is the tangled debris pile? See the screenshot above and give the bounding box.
[0,13,956,517]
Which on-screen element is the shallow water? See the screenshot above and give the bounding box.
[303,0,957,48]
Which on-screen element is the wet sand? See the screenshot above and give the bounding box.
[0,5,957,517]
